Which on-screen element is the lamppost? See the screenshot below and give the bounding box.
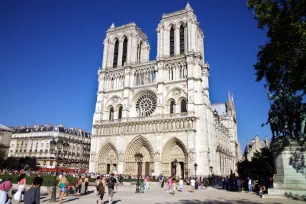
[194,163,198,178]
[49,138,70,202]
[209,166,214,185]
[209,166,213,175]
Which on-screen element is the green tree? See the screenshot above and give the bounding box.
[238,147,274,179]
[247,0,306,94]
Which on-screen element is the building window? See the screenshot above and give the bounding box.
[118,106,123,119]
[181,99,187,113]
[122,38,128,66]
[170,27,174,56]
[170,100,175,114]
[113,40,119,68]
[109,107,114,120]
[180,25,185,54]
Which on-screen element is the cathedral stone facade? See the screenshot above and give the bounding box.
[89,3,241,177]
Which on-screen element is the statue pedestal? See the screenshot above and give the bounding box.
[263,140,306,200]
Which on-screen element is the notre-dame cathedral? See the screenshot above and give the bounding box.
[89,3,241,178]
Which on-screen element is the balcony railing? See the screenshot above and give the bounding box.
[94,112,195,125]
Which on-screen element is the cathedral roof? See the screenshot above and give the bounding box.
[10,124,91,138]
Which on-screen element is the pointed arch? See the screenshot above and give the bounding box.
[170,27,175,56]
[97,142,119,174]
[113,40,119,68]
[124,135,154,176]
[162,137,188,177]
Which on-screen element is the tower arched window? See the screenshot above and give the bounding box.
[109,107,114,120]
[113,40,119,68]
[180,25,185,54]
[122,38,128,66]
[118,106,123,119]
[170,27,174,56]
[181,99,187,113]
[170,100,175,114]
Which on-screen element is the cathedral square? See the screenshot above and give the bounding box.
[89,3,241,178]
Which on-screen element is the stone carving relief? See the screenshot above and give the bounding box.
[166,86,170,92]
[104,95,109,99]
[172,89,181,97]
[112,97,119,104]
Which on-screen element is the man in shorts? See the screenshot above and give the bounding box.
[107,174,117,204]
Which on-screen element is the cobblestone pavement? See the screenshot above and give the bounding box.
[20,185,306,204]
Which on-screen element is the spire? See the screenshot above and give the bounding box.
[231,94,234,103]
[110,22,115,29]
[228,90,231,103]
[185,2,191,9]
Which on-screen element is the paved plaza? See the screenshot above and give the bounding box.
[28,184,305,204]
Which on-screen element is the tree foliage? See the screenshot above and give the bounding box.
[0,157,38,170]
[247,0,306,94]
[238,147,274,179]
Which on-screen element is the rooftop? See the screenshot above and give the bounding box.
[9,124,91,138]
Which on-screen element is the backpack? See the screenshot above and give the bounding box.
[97,181,105,194]
[107,177,115,189]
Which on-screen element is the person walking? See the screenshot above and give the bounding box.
[167,177,172,193]
[190,178,195,193]
[95,176,105,204]
[14,173,26,203]
[107,174,117,204]
[75,176,82,197]
[84,176,89,194]
[247,177,253,192]
[24,177,41,204]
[179,178,184,192]
[172,178,176,196]
[0,180,13,204]
[57,175,68,204]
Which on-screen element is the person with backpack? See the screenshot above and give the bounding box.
[95,176,105,204]
[107,174,117,204]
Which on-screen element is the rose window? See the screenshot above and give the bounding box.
[136,93,157,116]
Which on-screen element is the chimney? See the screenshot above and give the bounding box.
[34,124,41,129]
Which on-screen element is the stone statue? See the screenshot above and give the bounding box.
[264,85,306,139]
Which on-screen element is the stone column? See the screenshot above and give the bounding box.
[127,35,132,64]
[157,30,160,57]
[102,39,109,69]
[160,29,164,57]
[174,27,180,55]
[118,40,123,67]
[187,22,192,52]
[164,29,169,57]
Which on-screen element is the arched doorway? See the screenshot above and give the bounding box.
[124,136,154,176]
[162,137,188,178]
[97,142,119,174]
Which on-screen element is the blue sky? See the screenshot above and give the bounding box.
[0,0,270,152]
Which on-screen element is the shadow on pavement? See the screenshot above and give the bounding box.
[103,200,122,204]
[155,199,283,204]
